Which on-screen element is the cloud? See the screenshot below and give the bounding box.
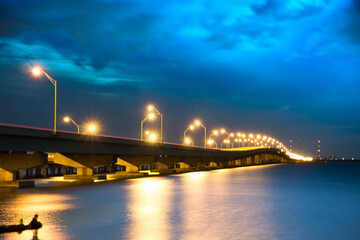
[340,0,360,44]
[251,0,326,20]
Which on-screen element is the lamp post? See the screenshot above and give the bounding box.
[147,105,163,142]
[63,116,80,134]
[32,67,57,134]
[185,137,194,146]
[184,124,195,144]
[209,130,219,139]
[207,139,217,148]
[195,120,206,148]
[141,113,155,141]
[220,129,231,148]
[184,120,206,147]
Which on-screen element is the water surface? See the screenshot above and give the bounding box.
[1,162,360,240]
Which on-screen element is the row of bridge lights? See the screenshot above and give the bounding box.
[30,66,287,152]
[141,105,288,151]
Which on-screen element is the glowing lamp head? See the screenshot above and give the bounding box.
[88,124,96,132]
[185,138,191,144]
[63,116,70,122]
[145,131,149,135]
[257,134,261,140]
[190,125,195,130]
[208,139,214,144]
[220,129,225,134]
[149,133,157,141]
[223,139,227,143]
[237,133,241,137]
[32,67,42,76]
[213,130,219,135]
[230,133,234,137]
[195,120,200,126]
[249,134,254,138]
[148,105,153,111]
[242,134,246,138]
[235,139,238,142]
[148,113,155,119]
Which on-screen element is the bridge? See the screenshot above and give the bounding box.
[0,124,294,187]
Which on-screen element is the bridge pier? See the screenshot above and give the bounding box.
[48,153,95,181]
[117,157,139,173]
[0,168,13,181]
[0,152,46,188]
[76,167,93,179]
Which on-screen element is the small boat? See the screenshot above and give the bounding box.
[0,222,42,234]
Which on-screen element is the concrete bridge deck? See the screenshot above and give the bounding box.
[0,124,292,187]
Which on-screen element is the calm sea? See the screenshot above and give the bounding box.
[1,162,360,240]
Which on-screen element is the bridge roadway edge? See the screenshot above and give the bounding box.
[0,125,296,187]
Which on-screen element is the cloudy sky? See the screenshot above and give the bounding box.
[0,0,359,158]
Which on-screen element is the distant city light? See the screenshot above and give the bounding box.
[287,152,313,161]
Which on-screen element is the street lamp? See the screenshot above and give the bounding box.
[184,120,206,147]
[63,116,80,134]
[207,139,217,148]
[210,129,231,148]
[222,139,231,148]
[184,124,194,144]
[141,113,155,141]
[31,67,57,133]
[145,130,158,142]
[146,105,163,142]
[84,123,97,134]
[185,137,194,146]
[88,124,96,132]
[209,130,219,139]
[141,105,163,141]
[195,120,206,147]
[149,133,157,142]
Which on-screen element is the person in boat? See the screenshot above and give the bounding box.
[30,214,42,239]
[30,214,41,229]
[17,219,24,234]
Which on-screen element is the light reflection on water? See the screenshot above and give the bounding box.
[0,192,74,240]
[126,178,172,240]
[1,162,360,240]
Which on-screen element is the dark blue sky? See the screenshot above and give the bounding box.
[0,0,359,158]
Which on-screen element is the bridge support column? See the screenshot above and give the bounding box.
[176,162,191,173]
[117,158,139,173]
[18,169,24,179]
[155,161,172,175]
[0,168,34,188]
[209,162,217,167]
[77,167,93,179]
[48,153,94,181]
[0,168,14,181]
